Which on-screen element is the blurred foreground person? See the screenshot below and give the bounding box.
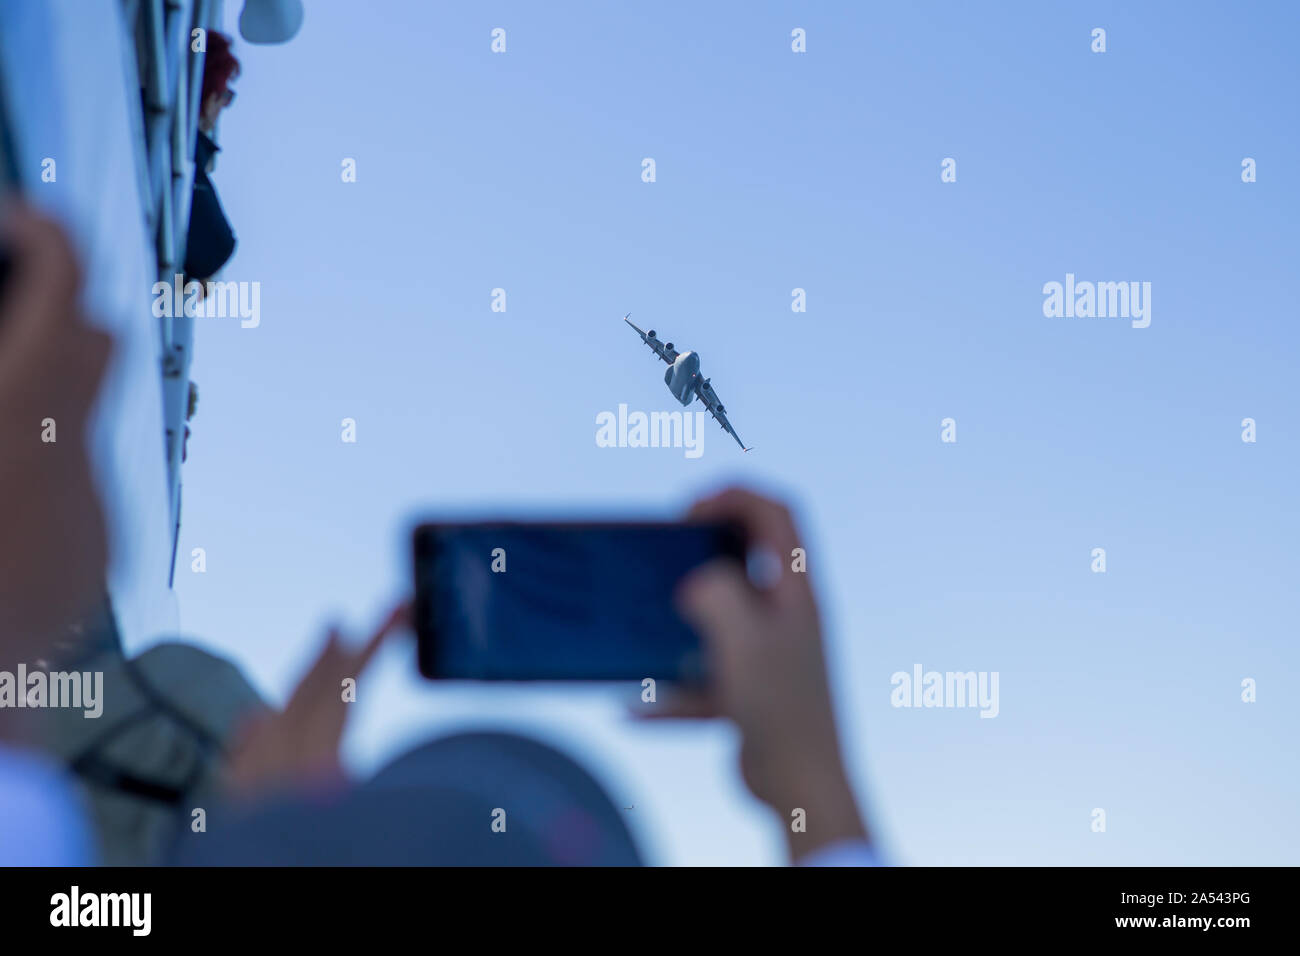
[0,203,112,864]
[0,205,393,865]
[0,207,112,663]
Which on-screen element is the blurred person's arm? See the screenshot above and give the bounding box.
[657,487,876,865]
[0,203,111,862]
[0,203,112,671]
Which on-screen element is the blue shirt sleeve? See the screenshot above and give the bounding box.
[798,840,885,867]
[0,746,95,865]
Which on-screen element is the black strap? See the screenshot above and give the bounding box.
[71,753,188,806]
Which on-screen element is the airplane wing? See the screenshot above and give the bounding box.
[695,378,750,452]
[623,314,678,365]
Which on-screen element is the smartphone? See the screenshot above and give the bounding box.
[414,520,746,681]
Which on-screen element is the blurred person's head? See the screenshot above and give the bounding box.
[199,31,240,132]
[0,203,113,674]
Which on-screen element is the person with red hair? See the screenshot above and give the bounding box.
[199,30,240,132]
[184,31,241,282]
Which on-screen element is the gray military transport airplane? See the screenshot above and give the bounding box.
[623,315,750,452]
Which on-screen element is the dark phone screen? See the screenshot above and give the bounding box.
[415,522,744,681]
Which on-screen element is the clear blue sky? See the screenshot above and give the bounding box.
[158,1,1299,865]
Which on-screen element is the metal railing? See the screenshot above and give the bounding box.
[124,0,217,584]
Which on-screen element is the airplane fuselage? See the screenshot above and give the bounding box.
[664,351,700,406]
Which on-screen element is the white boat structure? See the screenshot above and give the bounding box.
[0,0,299,647]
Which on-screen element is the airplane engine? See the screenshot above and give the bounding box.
[647,330,656,338]
[665,343,673,350]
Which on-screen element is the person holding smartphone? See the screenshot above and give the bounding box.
[179,486,879,867]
